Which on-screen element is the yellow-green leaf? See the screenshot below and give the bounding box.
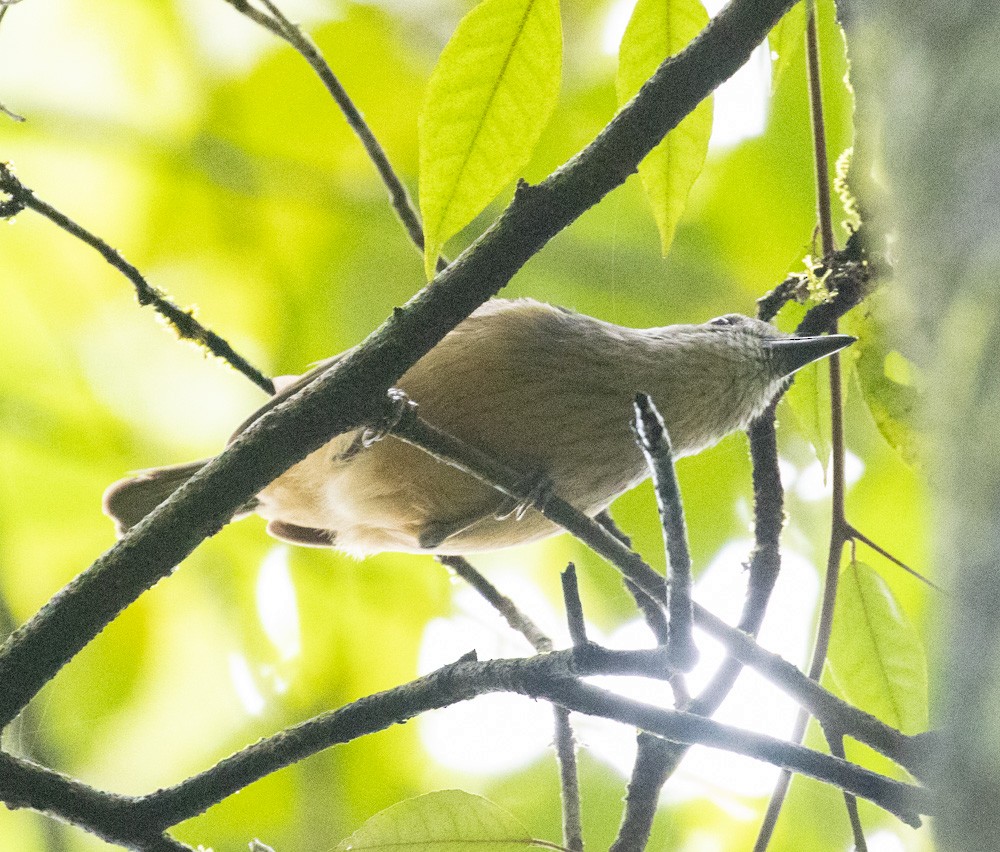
[418,0,562,278]
[768,2,806,94]
[616,0,712,256]
[827,561,928,734]
[843,304,923,466]
[335,790,542,851]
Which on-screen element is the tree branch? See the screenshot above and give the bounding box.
[0,753,193,851]
[130,653,929,831]
[633,393,697,671]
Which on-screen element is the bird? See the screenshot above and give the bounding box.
[103,298,854,556]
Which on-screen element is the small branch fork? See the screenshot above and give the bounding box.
[440,555,584,852]
[0,650,930,849]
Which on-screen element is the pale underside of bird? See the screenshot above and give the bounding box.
[103,298,853,556]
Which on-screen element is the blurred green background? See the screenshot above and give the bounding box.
[0,1,931,849]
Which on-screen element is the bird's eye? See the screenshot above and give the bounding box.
[708,315,736,327]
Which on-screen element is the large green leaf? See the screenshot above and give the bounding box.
[616,0,712,256]
[334,790,547,851]
[827,561,928,734]
[843,304,923,466]
[418,0,562,278]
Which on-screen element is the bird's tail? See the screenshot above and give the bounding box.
[102,459,212,535]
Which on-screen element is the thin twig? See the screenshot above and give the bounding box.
[598,511,678,852]
[0,164,274,394]
[561,564,588,648]
[597,512,670,645]
[553,706,584,852]
[825,729,869,852]
[438,555,551,652]
[847,525,940,591]
[220,0,448,273]
[437,555,582,851]
[632,394,697,671]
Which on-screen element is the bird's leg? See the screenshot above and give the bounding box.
[418,476,554,551]
[418,516,483,550]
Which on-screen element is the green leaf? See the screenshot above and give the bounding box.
[335,790,544,851]
[616,0,712,256]
[843,305,923,465]
[782,357,833,470]
[418,0,562,278]
[768,2,806,94]
[827,561,928,734]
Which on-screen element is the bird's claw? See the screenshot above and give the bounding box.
[338,389,416,461]
[495,474,555,521]
[362,388,415,447]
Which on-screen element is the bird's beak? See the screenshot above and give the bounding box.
[767,334,857,378]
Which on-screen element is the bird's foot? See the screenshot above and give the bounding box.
[362,388,416,447]
[337,389,415,461]
[494,474,555,521]
[418,516,478,550]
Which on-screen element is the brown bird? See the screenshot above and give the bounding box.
[104,298,853,555]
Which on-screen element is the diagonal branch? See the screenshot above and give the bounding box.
[220,0,447,271]
[0,164,274,395]
[0,753,192,851]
